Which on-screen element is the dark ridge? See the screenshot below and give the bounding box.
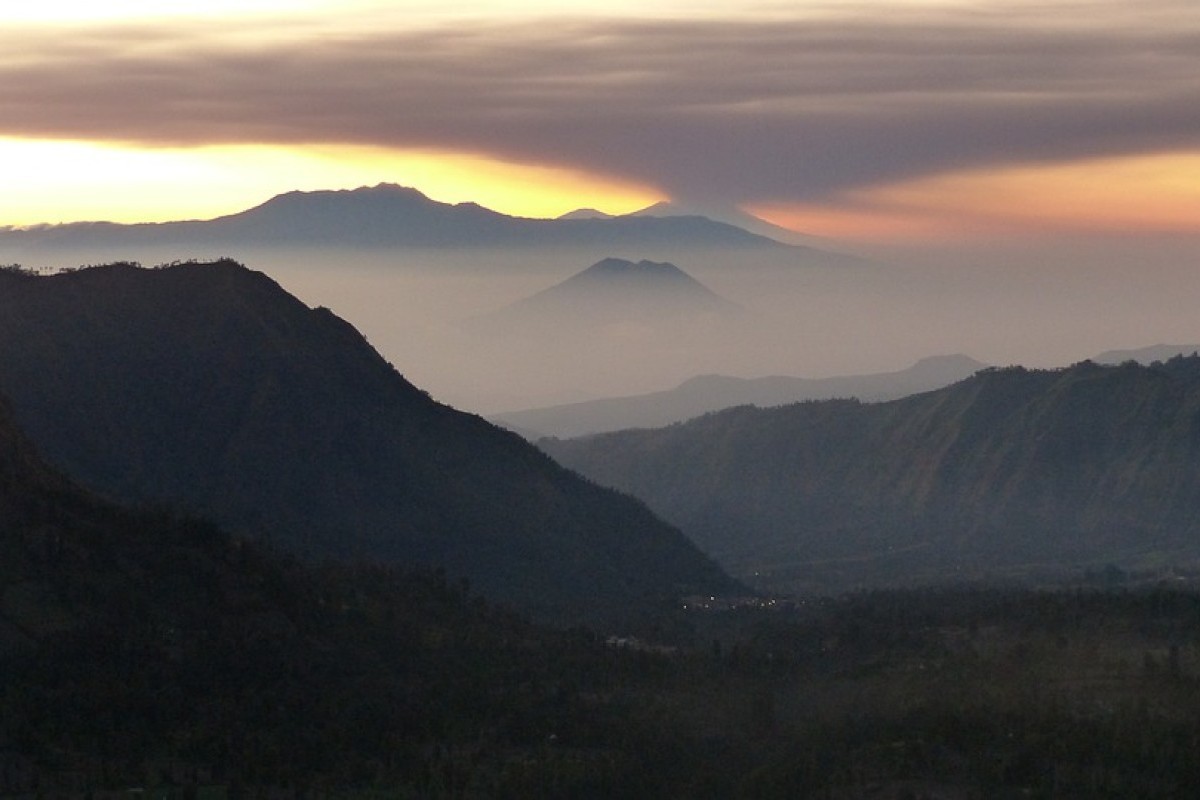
[0,259,740,623]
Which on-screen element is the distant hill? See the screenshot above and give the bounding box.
[467,257,742,338]
[626,200,831,248]
[0,260,738,622]
[542,358,1200,593]
[495,354,986,438]
[558,207,615,220]
[1094,344,1200,365]
[0,183,791,254]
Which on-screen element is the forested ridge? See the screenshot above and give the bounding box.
[544,357,1200,592]
[0,260,737,623]
[6,390,1200,796]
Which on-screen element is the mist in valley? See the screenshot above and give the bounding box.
[6,231,1199,416]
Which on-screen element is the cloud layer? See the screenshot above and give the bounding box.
[4,1,1199,206]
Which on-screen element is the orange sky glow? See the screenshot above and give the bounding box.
[751,153,1200,243]
[2,1,1197,243]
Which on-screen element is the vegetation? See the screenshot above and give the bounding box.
[6,389,1200,797]
[544,357,1200,594]
[10,548,1200,795]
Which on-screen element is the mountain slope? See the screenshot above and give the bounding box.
[0,260,738,621]
[0,390,655,792]
[495,354,986,438]
[542,358,1200,592]
[0,394,105,652]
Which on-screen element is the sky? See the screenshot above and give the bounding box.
[2,0,1199,242]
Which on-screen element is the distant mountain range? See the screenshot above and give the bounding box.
[0,260,738,622]
[542,358,1200,593]
[1,183,799,255]
[495,354,987,438]
[559,201,831,247]
[624,200,831,248]
[466,256,741,339]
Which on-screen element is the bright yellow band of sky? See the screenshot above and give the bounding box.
[4,133,1198,241]
[0,139,663,227]
[5,2,1198,241]
[5,138,1199,241]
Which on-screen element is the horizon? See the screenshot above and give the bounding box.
[0,181,718,231]
[3,1,1198,246]
[4,178,1199,415]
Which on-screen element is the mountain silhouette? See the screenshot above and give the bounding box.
[542,358,1200,593]
[557,207,615,220]
[0,260,738,622]
[627,200,834,248]
[495,354,986,438]
[466,256,742,338]
[1,184,789,253]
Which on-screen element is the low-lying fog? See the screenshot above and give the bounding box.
[9,235,1199,415]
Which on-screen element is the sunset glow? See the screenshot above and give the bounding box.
[5,1,321,22]
[0,139,661,227]
[2,1,1197,238]
[751,153,1200,243]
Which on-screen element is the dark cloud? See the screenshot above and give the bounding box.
[3,2,1199,205]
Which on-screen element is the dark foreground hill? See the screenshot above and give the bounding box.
[9,392,1200,796]
[2,389,531,789]
[12,376,1200,799]
[0,390,712,794]
[0,261,737,622]
[543,358,1200,593]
